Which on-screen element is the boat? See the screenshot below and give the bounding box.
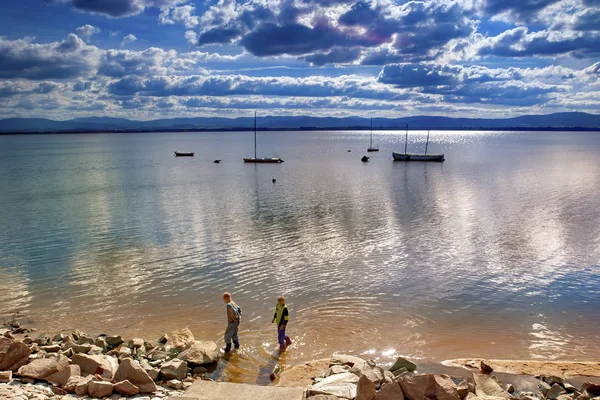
[392,126,444,162]
[243,112,284,163]
[367,118,379,152]
[213,159,221,163]
[174,152,194,157]
[361,155,370,162]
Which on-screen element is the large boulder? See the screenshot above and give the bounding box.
[350,360,386,388]
[106,335,124,347]
[160,358,188,380]
[88,380,113,398]
[375,381,405,400]
[389,357,417,373]
[546,384,567,400]
[309,372,359,399]
[356,374,377,400]
[331,353,366,367]
[71,354,118,380]
[17,354,69,380]
[472,374,511,398]
[0,337,31,371]
[398,374,460,400]
[170,328,195,350]
[179,340,219,365]
[326,365,351,377]
[113,358,157,393]
[114,380,140,395]
[46,365,80,386]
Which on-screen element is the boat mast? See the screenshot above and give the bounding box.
[425,129,430,155]
[254,111,257,159]
[370,117,373,148]
[404,124,408,155]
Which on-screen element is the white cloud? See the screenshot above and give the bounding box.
[75,25,101,42]
[121,34,138,47]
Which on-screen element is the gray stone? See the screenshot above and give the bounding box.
[140,360,160,380]
[356,374,376,400]
[169,329,195,350]
[114,380,140,395]
[88,345,104,355]
[33,335,50,346]
[178,341,218,365]
[350,360,385,388]
[161,359,188,380]
[546,384,567,400]
[457,380,470,399]
[309,372,359,399]
[191,366,207,376]
[539,381,552,395]
[88,381,113,398]
[555,395,574,400]
[106,336,124,347]
[392,367,409,377]
[93,338,107,349]
[543,376,566,386]
[77,336,94,345]
[0,337,31,371]
[582,383,600,396]
[113,358,157,393]
[39,345,60,353]
[506,384,514,394]
[52,334,64,342]
[330,353,365,368]
[397,373,460,400]
[326,365,350,377]
[0,370,12,382]
[563,383,577,393]
[389,357,417,373]
[375,381,404,400]
[472,374,511,398]
[72,344,93,354]
[166,379,184,390]
[75,375,94,396]
[129,338,145,349]
[18,354,69,380]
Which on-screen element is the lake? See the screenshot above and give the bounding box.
[1,130,599,382]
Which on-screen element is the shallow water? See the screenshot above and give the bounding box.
[1,130,599,383]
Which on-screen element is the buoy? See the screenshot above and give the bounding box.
[272,178,276,183]
[361,155,370,162]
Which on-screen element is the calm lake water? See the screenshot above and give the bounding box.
[1,130,600,382]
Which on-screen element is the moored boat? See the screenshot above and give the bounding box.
[367,117,379,152]
[243,112,284,163]
[393,126,445,162]
[174,152,194,157]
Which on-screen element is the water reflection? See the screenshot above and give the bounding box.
[0,131,599,383]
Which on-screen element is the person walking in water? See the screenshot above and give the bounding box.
[272,296,292,351]
[222,292,241,353]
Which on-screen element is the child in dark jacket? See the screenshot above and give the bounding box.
[272,296,292,351]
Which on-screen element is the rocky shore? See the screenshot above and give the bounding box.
[1,321,218,400]
[2,320,600,400]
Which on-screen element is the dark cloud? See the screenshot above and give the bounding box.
[302,47,362,66]
[0,81,59,97]
[197,26,243,46]
[480,0,559,22]
[106,74,408,101]
[0,35,100,80]
[378,62,555,106]
[72,81,93,91]
[70,0,145,17]
[573,9,600,31]
[479,27,600,58]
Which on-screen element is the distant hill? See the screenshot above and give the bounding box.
[1,112,599,133]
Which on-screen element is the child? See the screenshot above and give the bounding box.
[272,296,292,351]
[222,292,241,353]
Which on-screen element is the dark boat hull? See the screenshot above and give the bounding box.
[392,152,445,162]
[243,158,283,163]
[174,152,194,157]
[367,148,379,152]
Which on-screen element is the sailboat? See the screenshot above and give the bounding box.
[243,112,284,163]
[367,117,379,152]
[393,125,445,162]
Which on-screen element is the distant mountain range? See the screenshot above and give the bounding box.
[1,112,599,133]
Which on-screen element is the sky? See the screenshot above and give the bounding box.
[0,0,599,120]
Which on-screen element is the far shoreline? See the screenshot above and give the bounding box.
[2,126,600,135]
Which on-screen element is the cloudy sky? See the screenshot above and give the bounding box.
[0,0,599,120]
